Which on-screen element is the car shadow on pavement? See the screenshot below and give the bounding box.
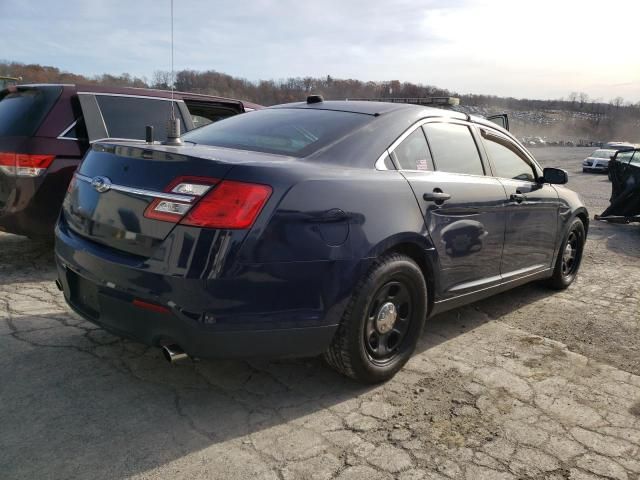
[417,280,559,354]
[0,233,55,285]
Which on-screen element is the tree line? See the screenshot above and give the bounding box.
[2,60,638,120]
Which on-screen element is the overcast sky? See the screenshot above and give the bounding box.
[2,0,639,102]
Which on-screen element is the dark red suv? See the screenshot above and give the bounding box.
[0,84,260,238]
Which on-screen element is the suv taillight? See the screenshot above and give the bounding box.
[0,152,56,177]
[143,176,272,229]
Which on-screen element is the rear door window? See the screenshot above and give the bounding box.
[95,95,185,140]
[392,128,433,171]
[0,86,62,136]
[423,122,484,176]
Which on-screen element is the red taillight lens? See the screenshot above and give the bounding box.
[182,180,272,229]
[0,152,55,176]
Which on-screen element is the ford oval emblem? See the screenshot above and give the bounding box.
[91,176,112,193]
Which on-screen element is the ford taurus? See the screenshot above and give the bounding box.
[54,99,588,383]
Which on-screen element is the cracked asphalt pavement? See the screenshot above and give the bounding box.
[1,147,639,480]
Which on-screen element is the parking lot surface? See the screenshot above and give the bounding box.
[1,147,639,480]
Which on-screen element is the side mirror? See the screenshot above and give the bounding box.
[541,167,568,185]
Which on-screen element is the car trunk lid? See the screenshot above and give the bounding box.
[62,143,238,257]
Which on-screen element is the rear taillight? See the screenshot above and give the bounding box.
[0,152,56,177]
[182,180,272,229]
[143,176,272,229]
[143,176,218,222]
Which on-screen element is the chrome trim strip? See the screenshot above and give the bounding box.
[435,267,552,304]
[449,264,547,292]
[79,92,182,102]
[74,173,195,203]
[90,137,147,144]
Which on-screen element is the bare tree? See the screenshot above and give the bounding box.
[610,96,624,109]
[151,70,172,89]
[578,92,589,109]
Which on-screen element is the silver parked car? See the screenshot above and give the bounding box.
[582,149,616,173]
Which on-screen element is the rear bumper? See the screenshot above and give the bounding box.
[55,221,365,359]
[59,276,338,358]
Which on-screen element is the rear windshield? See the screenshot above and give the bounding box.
[0,86,62,136]
[182,108,371,157]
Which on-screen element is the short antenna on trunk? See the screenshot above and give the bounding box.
[165,0,183,146]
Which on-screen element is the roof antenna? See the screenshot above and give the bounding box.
[165,0,183,146]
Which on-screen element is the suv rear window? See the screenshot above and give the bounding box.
[182,108,371,157]
[96,95,185,140]
[0,86,62,136]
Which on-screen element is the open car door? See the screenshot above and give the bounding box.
[486,114,509,131]
[77,92,194,143]
[598,148,640,222]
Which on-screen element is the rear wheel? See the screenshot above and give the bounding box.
[546,218,585,290]
[324,253,427,383]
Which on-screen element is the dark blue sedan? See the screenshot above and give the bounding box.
[55,99,588,383]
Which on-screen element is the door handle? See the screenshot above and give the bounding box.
[423,190,451,203]
[510,193,525,203]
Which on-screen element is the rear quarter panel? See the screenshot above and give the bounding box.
[236,166,430,264]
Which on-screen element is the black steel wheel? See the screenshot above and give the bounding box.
[363,280,413,365]
[324,253,427,383]
[547,218,585,290]
[561,230,580,277]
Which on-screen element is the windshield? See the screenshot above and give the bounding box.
[182,108,372,157]
[592,150,615,159]
[0,86,62,136]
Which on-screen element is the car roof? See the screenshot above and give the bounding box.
[14,83,257,107]
[269,100,467,118]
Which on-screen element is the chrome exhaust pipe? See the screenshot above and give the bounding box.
[161,344,188,364]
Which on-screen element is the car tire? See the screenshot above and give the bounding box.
[546,218,585,290]
[323,253,427,384]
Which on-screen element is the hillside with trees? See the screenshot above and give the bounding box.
[2,60,639,142]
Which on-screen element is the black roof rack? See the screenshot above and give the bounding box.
[349,97,460,107]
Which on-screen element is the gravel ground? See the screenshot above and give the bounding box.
[1,146,639,480]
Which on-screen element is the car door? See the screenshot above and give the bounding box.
[392,120,508,298]
[77,93,191,142]
[486,114,510,131]
[478,127,559,275]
